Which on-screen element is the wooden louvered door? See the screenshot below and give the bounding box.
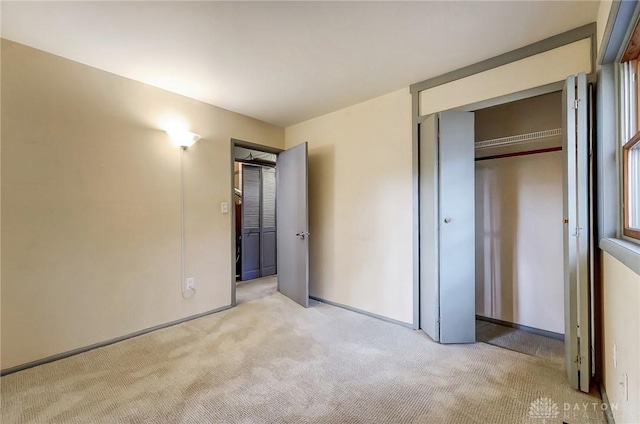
[241,165,262,280]
[240,164,277,281]
[261,167,277,276]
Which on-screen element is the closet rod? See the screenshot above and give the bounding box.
[475,147,562,162]
[475,128,562,150]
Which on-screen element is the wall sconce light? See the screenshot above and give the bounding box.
[166,129,201,149]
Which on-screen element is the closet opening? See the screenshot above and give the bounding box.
[234,145,278,304]
[473,92,566,366]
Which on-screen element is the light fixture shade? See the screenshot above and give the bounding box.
[167,130,201,148]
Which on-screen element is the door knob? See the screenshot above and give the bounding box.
[296,232,310,240]
[444,218,452,223]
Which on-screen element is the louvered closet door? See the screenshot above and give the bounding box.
[241,165,261,280]
[261,167,277,276]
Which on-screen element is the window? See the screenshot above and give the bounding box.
[619,48,640,241]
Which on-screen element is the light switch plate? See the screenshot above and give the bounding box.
[221,202,229,214]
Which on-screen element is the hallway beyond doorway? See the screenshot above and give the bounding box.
[236,276,277,304]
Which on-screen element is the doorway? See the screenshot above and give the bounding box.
[473,92,566,368]
[234,146,278,282]
[230,139,310,308]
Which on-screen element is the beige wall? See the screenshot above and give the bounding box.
[419,39,591,116]
[602,252,640,423]
[475,152,564,333]
[285,89,413,324]
[1,40,284,369]
[597,0,613,54]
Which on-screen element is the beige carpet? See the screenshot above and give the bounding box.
[2,277,605,424]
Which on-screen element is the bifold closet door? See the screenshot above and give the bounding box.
[419,115,440,341]
[261,167,277,276]
[439,111,476,344]
[419,112,476,344]
[562,72,591,393]
[241,165,262,281]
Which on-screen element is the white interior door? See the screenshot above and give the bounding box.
[276,142,309,307]
[562,72,591,392]
[419,112,476,343]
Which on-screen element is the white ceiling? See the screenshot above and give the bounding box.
[1,1,599,127]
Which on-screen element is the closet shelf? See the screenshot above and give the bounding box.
[475,128,562,150]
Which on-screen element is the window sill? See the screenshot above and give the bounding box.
[599,237,640,276]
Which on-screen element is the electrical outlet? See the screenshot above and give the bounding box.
[613,342,618,368]
[185,277,195,291]
[618,373,629,402]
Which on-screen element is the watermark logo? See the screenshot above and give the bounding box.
[527,396,620,422]
[528,397,560,422]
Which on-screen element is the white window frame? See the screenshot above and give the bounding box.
[596,1,640,275]
[617,61,640,241]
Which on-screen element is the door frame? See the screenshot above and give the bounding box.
[410,23,597,332]
[414,83,592,334]
[229,138,283,306]
[410,25,598,389]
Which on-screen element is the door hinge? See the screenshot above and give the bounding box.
[575,355,582,366]
[573,99,580,109]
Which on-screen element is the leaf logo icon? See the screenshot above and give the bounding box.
[528,397,559,422]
